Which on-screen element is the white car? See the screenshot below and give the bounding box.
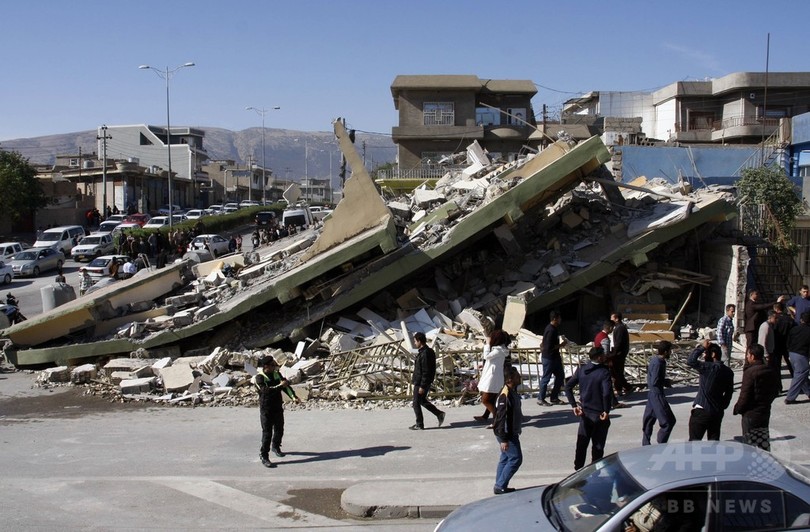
[206,204,223,216]
[223,202,240,214]
[143,215,186,229]
[84,254,130,281]
[239,200,260,208]
[187,234,231,257]
[184,209,205,220]
[0,259,14,284]
[71,233,115,261]
[157,204,184,216]
[105,214,126,223]
[97,220,122,234]
[0,242,28,262]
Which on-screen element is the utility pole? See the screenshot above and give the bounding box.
[247,155,252,202]
[362,140,367,169]
[98,126,112,217]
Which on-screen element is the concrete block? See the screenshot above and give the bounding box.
[120,377,155,394]
[493,225,522,255]
[110,371,135,385]
[280,365,303,384]
[503,296,527,336]
[412,188,445,207]
[291,359,323,376]
[193,303,218,321]
[561,210,583,229]
[212,373,230,388]
[132,365,154,378]
[152,357,172,373]
[170,314,194,327]
[396,288,425,310]
[70,363,97,384]
[159,364,196,392]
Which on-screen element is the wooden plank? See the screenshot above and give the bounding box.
[625,312,670,321]
[630,331,676,342]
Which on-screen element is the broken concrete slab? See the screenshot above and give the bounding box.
[120,376,156,394]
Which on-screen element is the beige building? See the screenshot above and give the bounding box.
[390,75,538,177]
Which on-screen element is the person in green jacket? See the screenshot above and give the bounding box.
[254,356,300,468]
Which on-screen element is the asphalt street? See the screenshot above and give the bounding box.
[1,361,809,531]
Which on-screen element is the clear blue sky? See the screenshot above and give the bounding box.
[2,0,809,141]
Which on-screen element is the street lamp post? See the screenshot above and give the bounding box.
[246,106,280,205]
[139,61,195,229]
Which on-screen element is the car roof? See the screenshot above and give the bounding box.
[616,441,806,488]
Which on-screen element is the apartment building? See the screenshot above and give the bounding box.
[390,75,537,177]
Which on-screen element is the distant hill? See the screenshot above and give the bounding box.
[1,126,397,187]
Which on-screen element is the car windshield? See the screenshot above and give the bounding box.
[81,237,102,244]
[88,258,111,267]
[548,454,645,532]
[14,251,37,260]
[37,233,60,242]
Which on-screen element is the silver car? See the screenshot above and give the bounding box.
[9,248,65,277]
[436,441,810,531]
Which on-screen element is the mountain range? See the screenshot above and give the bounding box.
[1,127,397,185]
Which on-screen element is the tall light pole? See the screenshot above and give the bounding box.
[246,106,280,205]
[139,61,195,229]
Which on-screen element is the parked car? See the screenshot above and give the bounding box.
[206,204,224,216]
[223,202,240,214]
[84,254,130,281]
[239,200,260,208]
[435,441,810,531]
[111,223,141,239]
[187,234,231,257]
[33,225,87,255]
[255,211,277,227]
[123,213,151,227]
[71,233,115,261]
[158,204,185,216]
[184,209,205,220]
[105,214,126,223]
[9,248,65,277]
[143,215,185,229]
[0,260,14,285]
[281,205,314,228]
[97,220,122,234]
[309,206,333,221]
[0,242,29,262]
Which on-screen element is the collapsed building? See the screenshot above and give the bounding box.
[2,120,740,402]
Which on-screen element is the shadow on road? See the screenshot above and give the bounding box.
[282,445,410,464]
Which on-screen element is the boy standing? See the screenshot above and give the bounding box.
[493,367,523,494]
[565,347,612,470]
[254,356,300,468]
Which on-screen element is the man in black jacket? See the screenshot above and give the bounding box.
[254,356,300,468]
[565,347,612,470]
[493,366,523,494]
[733,343,781,451]
[686,340,734,441]
[610,312,633,396]
[410,332,446,430]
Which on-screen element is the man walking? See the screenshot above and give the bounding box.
[641,341,676,445]
[744,290,784,349]
[565,347,612,470]
[758,310,778,367]
[686,340,734,441]
[610,312,632,396]
[773,302,795,379]
[716,304,736,362]
[787,285,810,325]
[253,356,301,468]
[785,311,810,404]
[733,344,781,450]
[493,367,523,494]
[537,310,565,406]
[410,332,446,430]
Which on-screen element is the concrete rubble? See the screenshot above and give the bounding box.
[5,121,738,405]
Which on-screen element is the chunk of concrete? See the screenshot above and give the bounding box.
[70,363,97,384]
[502,296,527,335]
[120,376,155,394]
[548,263,570,284]
[159,364,196,392]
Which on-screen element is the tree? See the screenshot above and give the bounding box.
[0,150,48,222]
[736,166,803,250]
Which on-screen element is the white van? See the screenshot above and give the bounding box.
[0,242,26,261]
[33,225,87,255]
[281,205,314,228]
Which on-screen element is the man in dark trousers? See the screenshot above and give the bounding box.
[610,312,632,396]
[773,302,795,379]
[744,289,784,350]
[565,346,612,470]
[253,356,300,468]
[493,366,523,494]
[537,310,565,406]
[686,340,734,441]
[642,340,676,445]
[733,343,781,450]
[410,332,446,430]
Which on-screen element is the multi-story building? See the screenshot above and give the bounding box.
[97,124,210,208]
[562,72,810,145]
[390,75,537,177]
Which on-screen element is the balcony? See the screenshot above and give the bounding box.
[711,116,779,142]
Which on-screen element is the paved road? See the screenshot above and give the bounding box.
[1,363,809,530]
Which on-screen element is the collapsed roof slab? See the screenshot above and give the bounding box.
[3,261,189,350]
[244,136,612,347]
[524,192,738,315]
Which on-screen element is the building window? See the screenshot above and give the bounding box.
[140,133,154,146]
[507,108,526,125]
[68,158,79,167]
[423,102,454,126]
[476,107,500,126]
